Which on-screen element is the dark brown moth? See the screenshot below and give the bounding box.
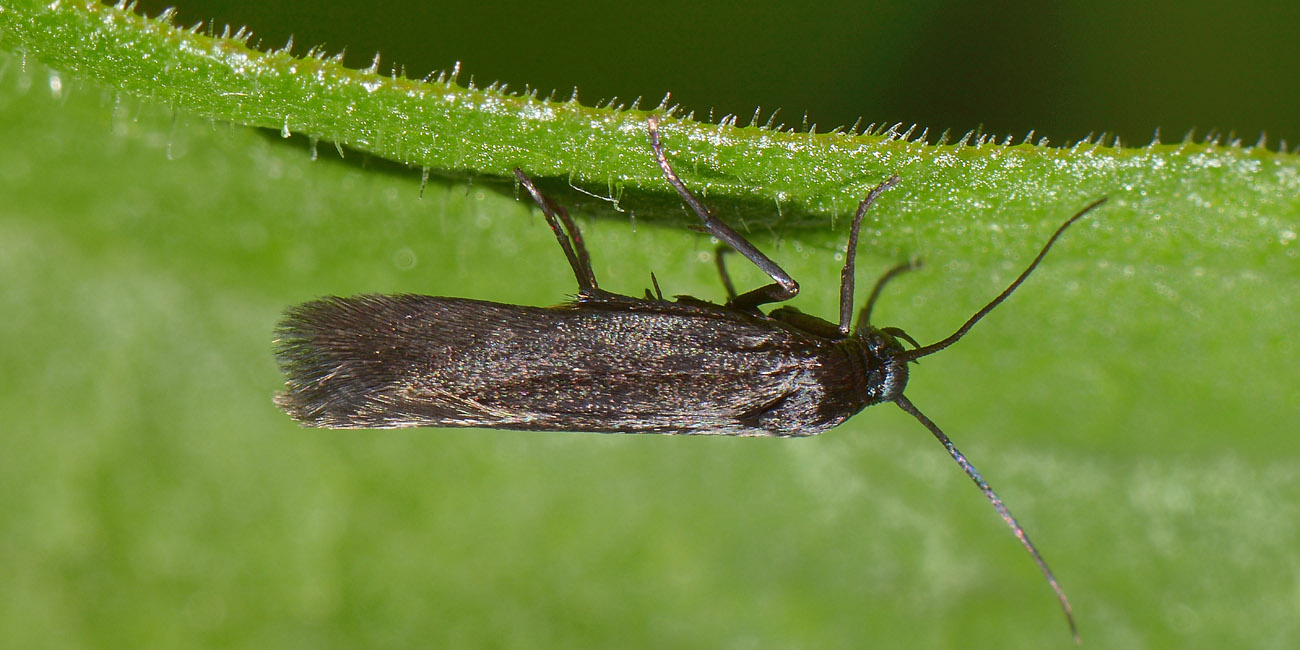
[275,115,1106,641]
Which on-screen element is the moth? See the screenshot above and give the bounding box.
[275,115,1105,640]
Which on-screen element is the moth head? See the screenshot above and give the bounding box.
[854,325,915,404]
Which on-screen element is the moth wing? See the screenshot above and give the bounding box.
[275,294,836,434]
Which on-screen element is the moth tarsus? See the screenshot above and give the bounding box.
[275,114,1106,642]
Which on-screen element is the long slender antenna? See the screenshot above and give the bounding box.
[895,395,1079,644]
[898,197,1108,362]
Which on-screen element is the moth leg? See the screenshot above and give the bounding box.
[646,271,665,301]
[513,168,601,294]
[647,116,797,311]
[854,259,922,335]
[713,245,738,301]
[837,175,902,335]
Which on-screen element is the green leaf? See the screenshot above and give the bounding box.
[1,2,1298,649]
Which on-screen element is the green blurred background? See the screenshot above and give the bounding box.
[2,1,1298,649]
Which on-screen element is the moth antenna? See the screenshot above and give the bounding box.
[895,395,1079,644]
[898,197,1108,362]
